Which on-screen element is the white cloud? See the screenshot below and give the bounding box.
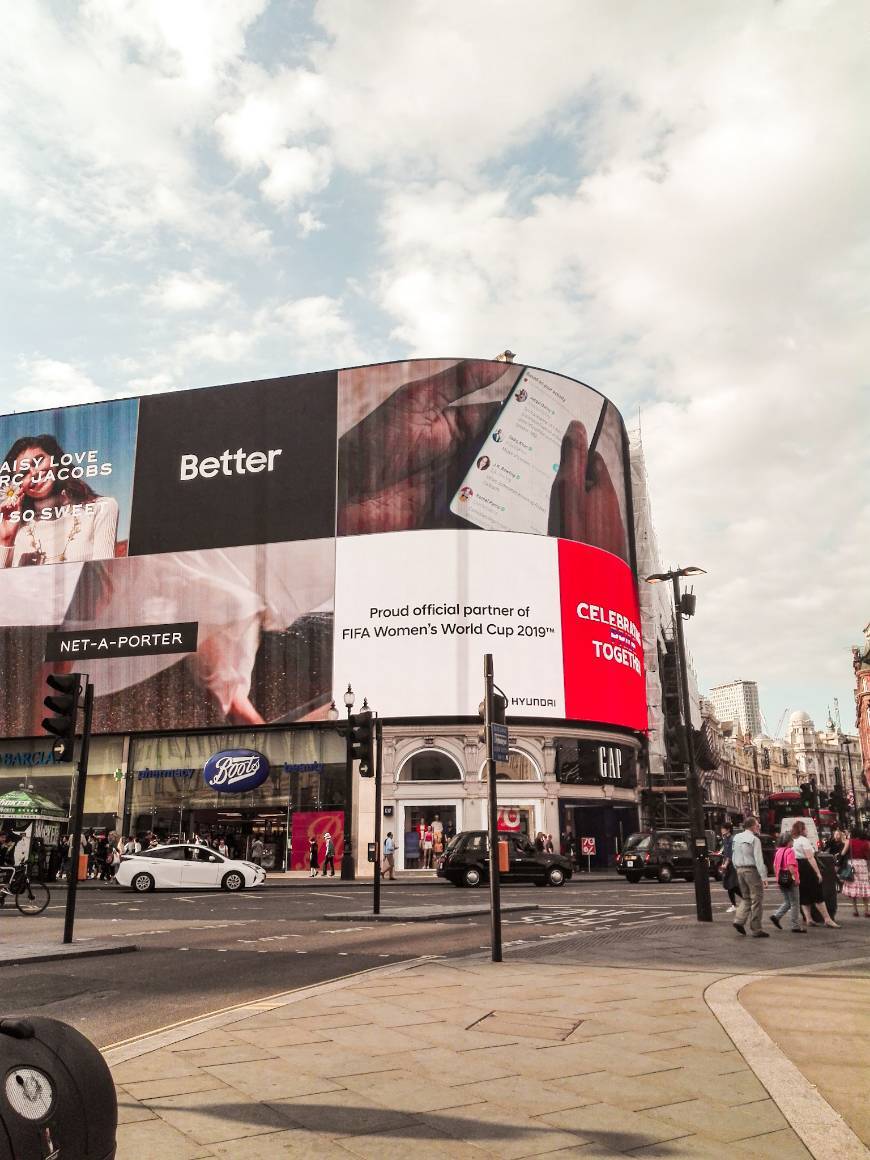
[12,359,105,411]
[297,210,325,236]
[259,145,332,207]
[147,270,229,312]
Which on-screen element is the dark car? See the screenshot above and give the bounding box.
[436,831,572,888]
[617,829,721,883]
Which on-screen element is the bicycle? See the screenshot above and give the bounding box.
[0,864,50,915]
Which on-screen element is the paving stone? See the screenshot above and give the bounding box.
[175,1042,278,1066]
[400,1021,521,1053]
[456,1042,603,1082]
[208,1129,355,1158]
[417,1101,588,1159]
[267,1088,420,1136]
[204,1057,345,1101]
[230,1024,333,1049]
[458,1074,598,1116]
[115,1116,216,1158]
[405,1045,520,1086]
[116,1092,157,1125]
[127,1073,230,1101]
[141,1087,292,1145]
[337,1124,491,1159]
[538,1101,693,1149]
[338,1071,482,1115]
[645,1096,789,1142]
[113,1053,199,1084]
[270,1043,398,1079]
[553,1070,699,1113]
[640,1045,747,1076]
[322,1023,427,1054]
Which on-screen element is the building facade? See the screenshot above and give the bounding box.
[708,680,763,739]
[0,357,648,872]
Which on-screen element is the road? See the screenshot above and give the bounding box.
[0,878,710,1046]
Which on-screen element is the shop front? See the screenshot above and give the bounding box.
[0,735,125,833]
[555,736,641,868]
[126,728,346,869]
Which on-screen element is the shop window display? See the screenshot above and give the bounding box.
[404,806,456,868]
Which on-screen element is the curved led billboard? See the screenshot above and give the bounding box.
[0,359,645,737]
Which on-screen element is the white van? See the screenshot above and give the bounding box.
[779,816,820,847]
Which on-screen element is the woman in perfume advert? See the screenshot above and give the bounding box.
[0,434,118,567]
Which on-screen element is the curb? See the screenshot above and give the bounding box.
[0,942,138,968]
[704,958,870,1160]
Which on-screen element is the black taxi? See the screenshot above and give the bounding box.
[436,831,573,888]
[617,829,720,883]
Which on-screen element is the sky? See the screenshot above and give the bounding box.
[0,0,866,736]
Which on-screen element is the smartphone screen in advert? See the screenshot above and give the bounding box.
[449,368,605,536]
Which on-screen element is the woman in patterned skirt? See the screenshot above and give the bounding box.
[841,828,870,918]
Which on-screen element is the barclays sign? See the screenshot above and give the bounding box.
[203,749,270,794]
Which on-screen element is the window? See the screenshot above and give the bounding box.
[466,834,487,851]
[397,750,462,782]
[480,750,541,782]
[148,847,185,860]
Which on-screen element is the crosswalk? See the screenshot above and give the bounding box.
[503,903,689,933]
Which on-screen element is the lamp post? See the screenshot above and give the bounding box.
[840,734,860,829]
[645,566,712,922]
[340,684,356,880]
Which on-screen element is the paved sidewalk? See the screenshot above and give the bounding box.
[105,956,868,1159]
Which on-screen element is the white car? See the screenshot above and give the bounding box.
[115,844,266,892]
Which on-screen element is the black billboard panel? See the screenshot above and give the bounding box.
[129,371,337,555]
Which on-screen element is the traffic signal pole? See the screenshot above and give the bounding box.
[373,716,383,916]
[484,653,503,962]
[63,679,94,945]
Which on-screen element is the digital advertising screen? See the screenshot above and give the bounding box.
[0,359,646,738]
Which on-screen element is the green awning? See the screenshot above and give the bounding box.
[0,788,66,821]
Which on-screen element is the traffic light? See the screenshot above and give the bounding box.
[817,789,829,809]
[799,782,815,810]
[349,710,375,777]
[477,694,508,724]
[42,672,82,761]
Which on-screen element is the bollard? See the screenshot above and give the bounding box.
[0,1015,117,1159]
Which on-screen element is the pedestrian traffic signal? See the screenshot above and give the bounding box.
[817,789,829,809]
[799,781,815,810]
[42,672,82,761]
[349,710,375,777]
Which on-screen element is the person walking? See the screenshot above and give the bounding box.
[770,834,804,933]
[792,820,840,927]
[321,832,335,876]
[250,836,265,867]
[718,821,742,913]
[217,837,229,858]
[382,832,396,880]
[308,836,319,877]
[731,816,769,937]
[840,828,870,918]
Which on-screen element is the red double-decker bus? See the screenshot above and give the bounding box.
[758,789,837,843]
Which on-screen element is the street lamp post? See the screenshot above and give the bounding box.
[645,566,713,923]
[840,735,860,829]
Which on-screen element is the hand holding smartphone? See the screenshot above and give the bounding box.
[449,367,608,538]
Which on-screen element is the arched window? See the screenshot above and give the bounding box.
[397,749,463,783]
[480,749,542,782]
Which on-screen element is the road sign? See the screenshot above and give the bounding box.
[581,837,596,856]
[491,723,509,763]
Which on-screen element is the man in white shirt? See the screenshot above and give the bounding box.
[731,816,769,937]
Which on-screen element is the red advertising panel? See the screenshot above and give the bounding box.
[558,539,646,730]
[290,810,345,871]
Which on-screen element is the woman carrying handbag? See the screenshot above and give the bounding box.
[769,834,803,932]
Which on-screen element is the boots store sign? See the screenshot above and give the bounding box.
[203,749,270,793]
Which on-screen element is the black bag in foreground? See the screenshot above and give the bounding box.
[0,1015,117,1159]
